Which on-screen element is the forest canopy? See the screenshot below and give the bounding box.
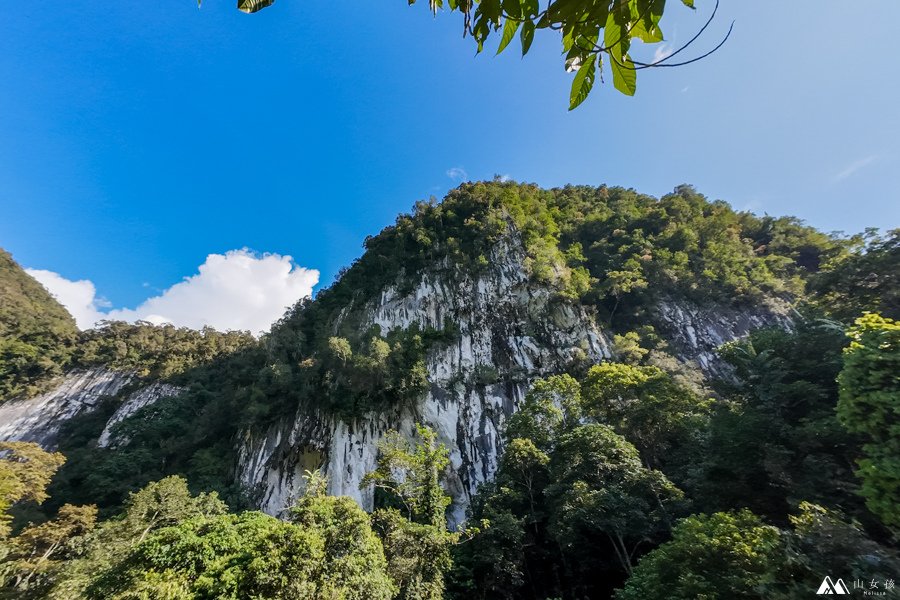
[1,181,897,599]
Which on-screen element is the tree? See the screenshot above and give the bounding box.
[288,471,396,600]
[363,425,459,600]
[504,374,581,452]
[779,502,900,597]
[0,248,78,401]
[86,510,393,600]
[2,503,97,594]
[0,442,66,538]
[446,491,525,600]
[837,313,900,530]
[49,476,228,598]
[363,425,451,528]
[810,229,899,322]
[615,510,783,600]
[599,261,648,324]
[681,319,870,527]
[449,375,580,600]
[545,424,684,577]
[580,362,710,470]
[238,0,730,106]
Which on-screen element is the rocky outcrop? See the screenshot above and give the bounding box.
[653,296,794,378]
[236,239,796,524]
[0,368,182,450]
[0,368,132,448]
[1,235,795,526]
[98,382,184,447]
[237,236,613,525]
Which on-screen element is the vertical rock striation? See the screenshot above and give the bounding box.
[237,237,613,524]
[0,368,132,448]
[97,382,184,447]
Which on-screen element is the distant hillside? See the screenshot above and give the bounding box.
[0,248,78,399]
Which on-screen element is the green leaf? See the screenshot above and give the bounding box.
[237,0,273,13]
[610,52,636,96]
[562,26,575,52]
[502,0,522,19]
[520,21,535,55]
[479,0,503,23]
[546,0,583,26]
[631,20,663,43]
[603,11,622,51]
[681,0,694,7]
[497,18,521,54]
[473,15,490,53]
[569,53,597,110]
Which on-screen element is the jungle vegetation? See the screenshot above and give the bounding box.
[1,181,897,598]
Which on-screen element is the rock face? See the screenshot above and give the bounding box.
[98,382,184,448]
[238,237,612,524]
[0,368,182,450]
[236,236,795,524]
[0,234,794,525]
[653,296,794,378]
[0,368,132,448]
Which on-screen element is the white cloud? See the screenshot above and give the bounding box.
[652,44,673,64]
[446,167,468,181]
[833,155,878,182]
[27,249,319,335]
[25,269,106,330]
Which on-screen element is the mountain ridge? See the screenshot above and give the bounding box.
[0,180,840,520]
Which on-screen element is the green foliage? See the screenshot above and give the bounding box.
[1,503,97,596]
[779,502,900,596]
[453,376,685,599]
[46,342,267,516]
[363,425,451,528]
[363,426,459,600]
[242,0,704,105]
[615,510,783,600]
[504,374,581,450]
[546,424,685,576]
[336,182,833,330]
[286,471,395,600]
[74,321,254,380]
[616,503,900,600]
[580,362,711,470]
[445,490,524,600]
[0,249,78,401]
[47,476,227,598]
[88,501,394,600]
[693,320,864,525]
[372,508,454,600]
[1,249,254,403]
[837,313,900,530]
[809,229,899,322]
[0,442,66,539]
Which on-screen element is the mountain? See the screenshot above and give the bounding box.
[0,249,78,400]
[0,181,848,519]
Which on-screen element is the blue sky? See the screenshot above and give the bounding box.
[1,1,898,330]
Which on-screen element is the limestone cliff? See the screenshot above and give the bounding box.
[0,368,181,449]
[234,236,791,524]
[0,183,804,523]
